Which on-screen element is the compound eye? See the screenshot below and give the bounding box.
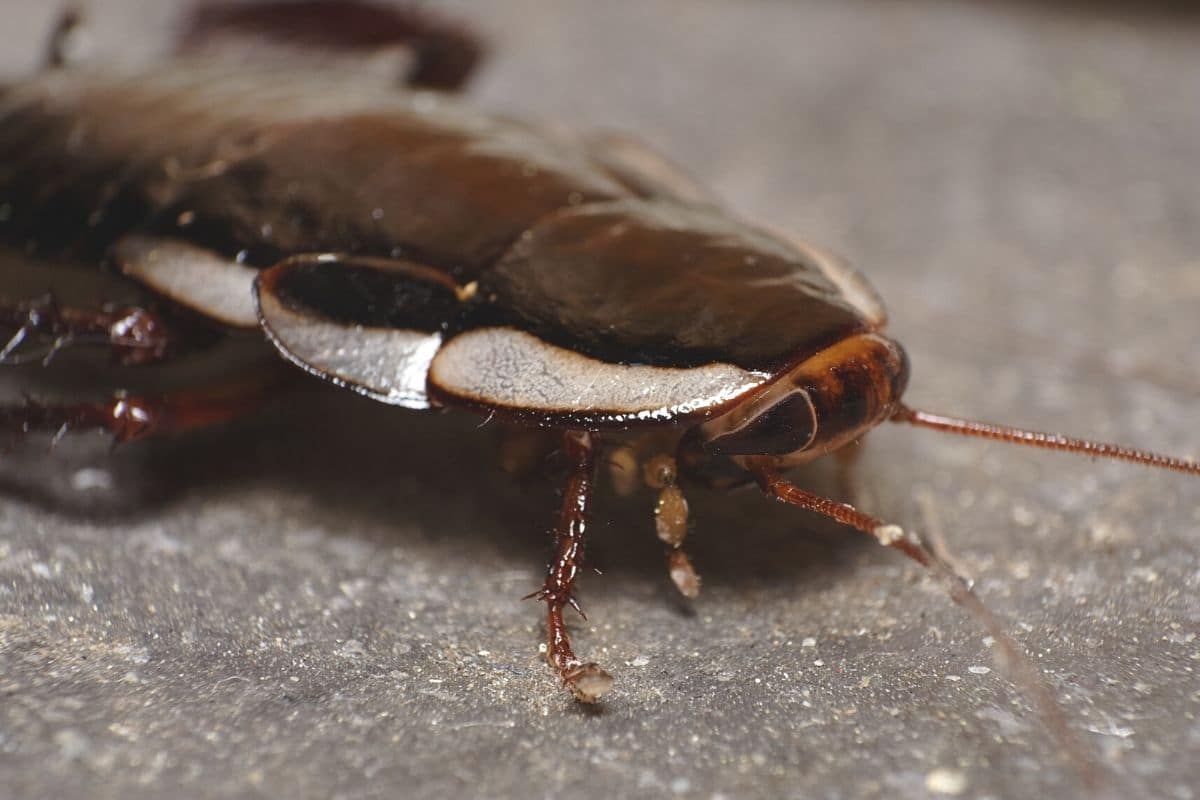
[701,387,817,457]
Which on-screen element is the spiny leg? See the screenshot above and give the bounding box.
[747,460,1101,786]
[0,294,171,366]
[532,430,613,703]
[2,372,285,448]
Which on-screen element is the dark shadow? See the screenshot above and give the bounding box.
[2,380,876,594]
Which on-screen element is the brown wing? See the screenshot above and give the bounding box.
[0,65,628,275]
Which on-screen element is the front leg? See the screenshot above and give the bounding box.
[534,430,613,703]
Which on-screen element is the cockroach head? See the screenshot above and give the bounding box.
[696,333,910,464]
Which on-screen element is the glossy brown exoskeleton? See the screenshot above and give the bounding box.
[0,3,1196,767]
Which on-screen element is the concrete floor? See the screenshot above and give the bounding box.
[1,1,1198,798]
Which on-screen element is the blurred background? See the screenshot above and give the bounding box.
[0,2,1197,799]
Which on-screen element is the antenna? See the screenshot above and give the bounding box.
[892,405,1200,476]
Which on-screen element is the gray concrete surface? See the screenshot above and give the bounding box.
[1,1,1199,798]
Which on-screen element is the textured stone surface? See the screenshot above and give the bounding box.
[1,1,1198,798]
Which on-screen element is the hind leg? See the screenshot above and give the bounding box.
[0,294,173,367]
[1,370,287,447]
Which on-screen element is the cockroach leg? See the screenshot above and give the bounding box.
[180,1,485,91]
[1,373,285,446]
[665,549,701,601]
[496,425,557,479]
[606,444,640,497]
[44,7,89,69]
[606,431,680,497]
[603,443,701,598]
[0,294,171,366]
[748,460,1101,785]
[531,430,613,703]
[583,131,716,207]
[914,488,976,583]
[2,394,156,446]
[644,454,699,599]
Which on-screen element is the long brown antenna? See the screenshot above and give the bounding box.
[893,404,1200,476]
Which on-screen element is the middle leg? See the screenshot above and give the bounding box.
[532,430,613,703]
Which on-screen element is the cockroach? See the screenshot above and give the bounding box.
[0,1,1196,777]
